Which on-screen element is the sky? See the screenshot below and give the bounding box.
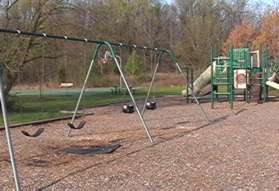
[164,0,172,4]
[163,0,275,6]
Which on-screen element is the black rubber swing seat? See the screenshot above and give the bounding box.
[122,104,134,113]
[146,101,157,110]
[67,120,86,130]
[21,128,45,138]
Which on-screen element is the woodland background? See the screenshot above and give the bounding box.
[0,0,279,94]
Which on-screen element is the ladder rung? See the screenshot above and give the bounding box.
[214,92,231,95]
[215,65,227,67]
[213,82,230,85]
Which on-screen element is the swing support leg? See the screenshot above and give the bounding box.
[104,42,153,143]
[141,53,162,116]
[175,62,210,122]
[0,66,21,191]
[142,50,210,123]
[68,42,153,143]
[67,44,102,136]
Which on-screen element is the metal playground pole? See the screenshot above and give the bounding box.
[166,50,211,122]
[141,53,162,116]
[68,42,154,143]
[0,65,21,191]
[67,44,102,136]
[175,62,211,122]
[104,42,154,143]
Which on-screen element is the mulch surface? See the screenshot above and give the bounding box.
[0,96,278,190]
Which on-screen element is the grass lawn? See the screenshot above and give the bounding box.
[1,85,277,127]
[0,86,184,127]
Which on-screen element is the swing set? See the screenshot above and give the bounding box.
[0,28,210,191]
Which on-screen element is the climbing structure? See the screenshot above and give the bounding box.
[211,56,233,108]
[211,48,270,109]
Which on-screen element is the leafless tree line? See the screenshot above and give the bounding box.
[0,0,274,94]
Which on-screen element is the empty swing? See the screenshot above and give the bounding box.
[143,51,160,112]
[122,104,135,113]
[66,39,89,133]
[121,49,140,114]
[67,120,86,130]
[21,39,47,138]
[21,128,45,138]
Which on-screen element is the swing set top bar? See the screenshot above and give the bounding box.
[0,28,171,53]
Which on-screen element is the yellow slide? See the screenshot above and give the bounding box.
[266,73,279,90]
[266,81,279,90]
[182,62,216,96]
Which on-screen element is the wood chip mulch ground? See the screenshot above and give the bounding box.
[0,96,278,190]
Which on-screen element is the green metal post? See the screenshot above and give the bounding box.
[190,68,194,102]
[229,48,234,109]
[211,51,214,109]
[247,48,252,103]
[186,68,189,103]
[264,49,270,102]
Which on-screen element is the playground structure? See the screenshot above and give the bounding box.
[0,28,206,191]
[183,47,278,109]
[1,29,278,191]
[212,48,269,109]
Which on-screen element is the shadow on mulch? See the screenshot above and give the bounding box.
[234,109,248,116]
[26,159,50,168]
[62,144,121,156]
[210,115,230,123]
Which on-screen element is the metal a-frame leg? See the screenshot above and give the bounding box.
[0,67,21,191]
[68,42,153,143]
[104,42,153,143]
[175,63,211,122]
[141,54,161,116]
[67,44,102,136]
[139,51,210,123]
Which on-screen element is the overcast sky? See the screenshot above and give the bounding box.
[164,0,275,6]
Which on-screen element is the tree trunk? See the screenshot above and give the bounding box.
[3,69,17,102]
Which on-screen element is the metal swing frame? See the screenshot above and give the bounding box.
[67,42,154,143]
[68,45,211,139]
[141,50,210,122]
[0,65,21,191]
[0,28,208,190]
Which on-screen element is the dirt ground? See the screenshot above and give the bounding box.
[0,96,278,191]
